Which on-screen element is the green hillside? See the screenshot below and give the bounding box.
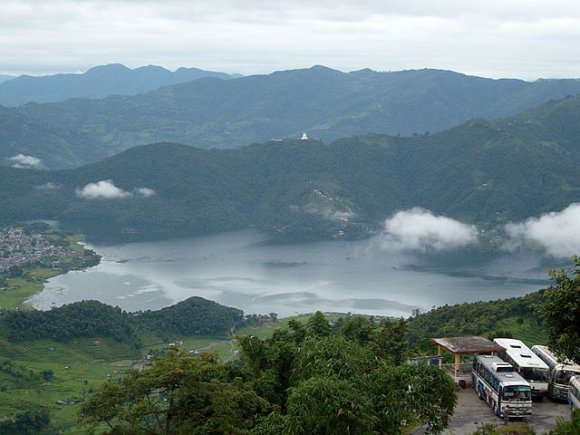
[3,67,580,168]
[2,93,580,243]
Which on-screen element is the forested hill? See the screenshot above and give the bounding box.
[0,64,234,106]
[3,67,580,168]
[2,93,580,243]
[2,297,244,344]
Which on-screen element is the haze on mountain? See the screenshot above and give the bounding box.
[2,92,580,248]
[3,66,580,169]
[0,75,14,84]
[0,64,235,106]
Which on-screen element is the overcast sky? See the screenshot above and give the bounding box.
[2,0,580,80]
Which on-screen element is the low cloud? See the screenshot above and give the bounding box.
[8,154,42,169]
[76,180,155,199]
[303,204,356,222]
[35,182,61,191]
[504,204,580,258]
[134,187,155,197]
[381,207,478,252]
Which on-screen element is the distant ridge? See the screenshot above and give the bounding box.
[2,66,579,169]
[0,64,235,106]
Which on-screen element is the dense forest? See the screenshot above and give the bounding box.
[1,297,244,345]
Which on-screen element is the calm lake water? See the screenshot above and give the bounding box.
[31,231,551,317]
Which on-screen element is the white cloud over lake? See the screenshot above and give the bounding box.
[381,207,478,252]
[504,204,580,258]
[8,154,42,169]
[76,180,155,199]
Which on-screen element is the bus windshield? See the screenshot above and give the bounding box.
[502,386,531,401]
[520,367,548,382]
[555,370,580,385]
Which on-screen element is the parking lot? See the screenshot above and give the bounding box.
[413,387,572,434]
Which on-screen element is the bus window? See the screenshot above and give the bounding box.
[520,367,548,382]
[556,370,580,384]
[503,386,531,401]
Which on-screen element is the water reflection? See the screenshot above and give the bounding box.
[31,230,550,317]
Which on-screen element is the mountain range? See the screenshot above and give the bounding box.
[0,63,235,106]
[2,66,580,169]
[2,92,580,243]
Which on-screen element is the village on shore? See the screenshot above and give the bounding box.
[0,226,100,276]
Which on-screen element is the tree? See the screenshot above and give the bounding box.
[0,409,51,434]
[339,315,375,345]
[283,376,376,434]
[80,349,270,434]
[306,311,331,337]
[542,256,580,364]
[371,318,408,365]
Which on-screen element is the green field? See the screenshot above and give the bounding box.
[0,335,139,433]
[0,268,62,310]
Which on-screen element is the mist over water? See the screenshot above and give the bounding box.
[31,230,551,317]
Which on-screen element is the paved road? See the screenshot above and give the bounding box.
[413,387,572,434]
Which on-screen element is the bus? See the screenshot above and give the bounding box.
[494,338,549,399]
[472,355,532,418]
[532,345,580,400]
[569,376,580,411]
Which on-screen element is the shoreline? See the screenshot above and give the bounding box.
[0,230,101,310]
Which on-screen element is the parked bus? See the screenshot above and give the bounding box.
[532,345,580,400]
[569,376,580,411]
[494,338,549,399]
[472,355,532,418]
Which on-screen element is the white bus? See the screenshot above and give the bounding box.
[494,338,549,399]
[532,345,580,400]
[569,376,580,411]
[472,355,532,418]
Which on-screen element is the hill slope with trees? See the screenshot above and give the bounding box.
[3,67,580,168]
[2,93,580,242]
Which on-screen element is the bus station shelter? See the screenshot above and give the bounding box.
[429,336,504,385]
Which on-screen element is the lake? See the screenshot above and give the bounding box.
[30,230,552,317]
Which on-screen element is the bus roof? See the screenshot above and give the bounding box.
[476,355,531,387]
[494,338,549,371]
[531,345,580,371]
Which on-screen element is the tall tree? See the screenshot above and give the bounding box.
[306,311,331,337]
[542,256,580,364]
[80,349,270,434]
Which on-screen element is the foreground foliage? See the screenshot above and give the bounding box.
[542,256,580,364]
[83,313,458,434]
[81,350,270,434]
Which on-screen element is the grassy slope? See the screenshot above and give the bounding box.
[0,268,61,310]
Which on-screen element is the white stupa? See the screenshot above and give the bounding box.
[301,132,309,140]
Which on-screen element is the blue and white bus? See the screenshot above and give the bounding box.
[494,338,549,399]
[472,355,532,418]
[531,345,580,401]
[568,376,580,411]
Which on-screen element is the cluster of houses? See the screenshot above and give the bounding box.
[0,227,77,273]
